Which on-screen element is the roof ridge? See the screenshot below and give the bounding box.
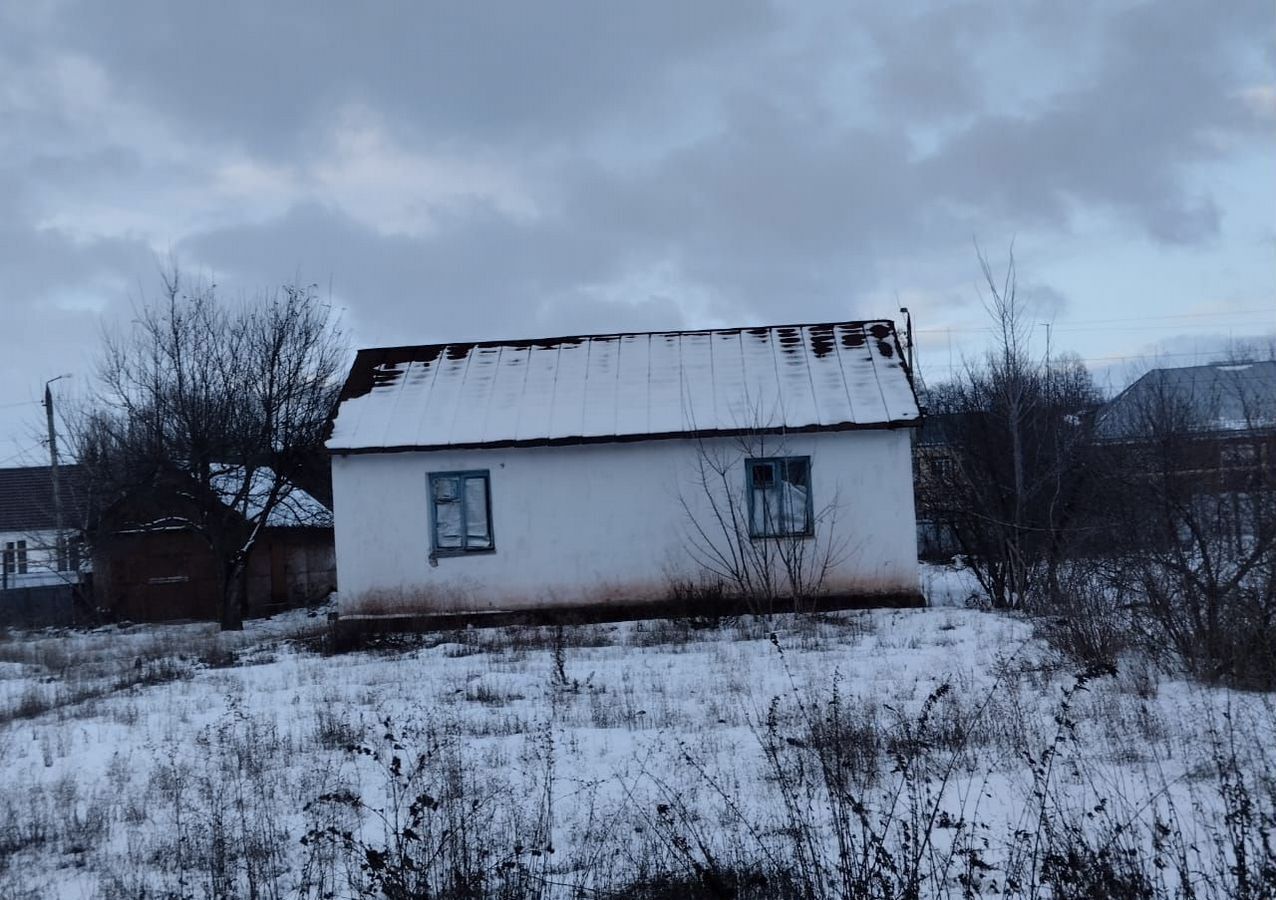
[348,319,897,357]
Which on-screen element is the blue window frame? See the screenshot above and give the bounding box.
[746,457,813,538]
[428,470,494,555]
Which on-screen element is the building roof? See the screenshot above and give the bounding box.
[210,466,333,528]
[1096,360,1276,440]
[0,465,86,533]
[104,465,333,535]
[328,320,920,452]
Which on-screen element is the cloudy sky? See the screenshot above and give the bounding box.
[2,0,1273,463]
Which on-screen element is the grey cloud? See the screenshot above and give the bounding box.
[0,0,1272,462]
[180,200,639,343]
[924,0,1265,243]
[861,3,988,121]
[49,0,775,156]
[0,217,155,460]
[174,0,1272,347]
[1019,283,1069,320]
[0,219,155,311]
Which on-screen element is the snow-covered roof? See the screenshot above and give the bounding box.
[209,467,332,528]
[1096,360,1276,440]
[328,320,920,452]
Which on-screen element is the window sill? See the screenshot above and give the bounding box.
[749,532,814,541]
[430,548,497,560]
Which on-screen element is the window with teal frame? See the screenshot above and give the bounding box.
[746,457,813,538]
[429,470,494,555]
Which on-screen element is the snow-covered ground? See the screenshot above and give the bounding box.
[0,577,1271,898]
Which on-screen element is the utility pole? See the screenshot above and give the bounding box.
[44,374,72,571]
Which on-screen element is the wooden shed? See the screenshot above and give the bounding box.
[92,470,335,622]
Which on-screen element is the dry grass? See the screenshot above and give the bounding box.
[0,602,1272,898]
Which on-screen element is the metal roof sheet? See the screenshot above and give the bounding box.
[0,465,87,533]
[327,320,921,452]
[1097,360,1276,439]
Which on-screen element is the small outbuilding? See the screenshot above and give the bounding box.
[327,320,924,621]
[92,468,336,622]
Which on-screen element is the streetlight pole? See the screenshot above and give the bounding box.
[44,374,72,571]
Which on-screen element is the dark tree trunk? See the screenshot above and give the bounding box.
[219,557,248,631]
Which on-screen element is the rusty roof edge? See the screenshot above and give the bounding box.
[343,319,900,365]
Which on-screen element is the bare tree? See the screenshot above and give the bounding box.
[917,247,1103,609]
[77,268,345,630]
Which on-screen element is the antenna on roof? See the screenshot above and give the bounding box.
[899,306,915,374]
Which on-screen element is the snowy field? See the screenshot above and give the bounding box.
[1,570,1272,899]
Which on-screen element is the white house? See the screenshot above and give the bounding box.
[327,320,923,619]
[0,465,84,592]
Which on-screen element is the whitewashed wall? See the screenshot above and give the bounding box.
[331,430,919,616]
[0,528,71,590]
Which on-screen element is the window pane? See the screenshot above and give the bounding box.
[778,478,808,534]
[464,476,491,549]
[433,476,460,502]
[433,476,463,549]
[750,462,778,535]
[779,459,810,534]
[783,458,809,489]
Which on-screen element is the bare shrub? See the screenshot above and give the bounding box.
[1032,564,1134,669]
[1097,366,1276,689]
[301,717,556,900]
[679,431,848,616]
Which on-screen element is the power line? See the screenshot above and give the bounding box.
[917,321,1273,337]
[921,347,1250,374]
[1037,307,1272,325]
[1051,322,1273,335]
[915,307,1274,336]
[0,442,44,467]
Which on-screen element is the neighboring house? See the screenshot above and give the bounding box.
[327,320,923,620]
[1095,360,1276,489]
[911,413,969,561]
[92,467,336,622]
[0,465,87,626]
[0,465,86,591]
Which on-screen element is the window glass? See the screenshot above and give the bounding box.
[432,475,464,549]
[750,460,777,535]
[464,476,491,549]
[778,459,810,535]
[747,457,812,538]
